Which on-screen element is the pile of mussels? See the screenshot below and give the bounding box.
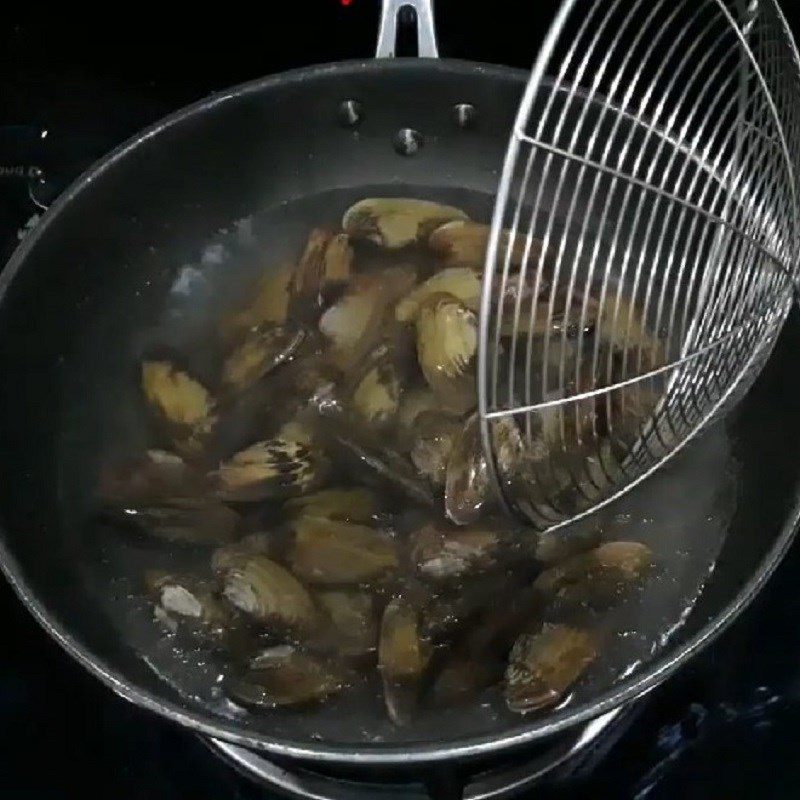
[97,197,659,724]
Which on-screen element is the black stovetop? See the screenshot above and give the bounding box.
[3,6,800,798]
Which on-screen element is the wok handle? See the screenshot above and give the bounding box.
[376,0,439,58]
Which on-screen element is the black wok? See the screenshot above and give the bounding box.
[0,0,798,776]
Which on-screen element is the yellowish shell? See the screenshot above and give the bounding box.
[221,554,318,633]
[226,645,344,709]
[222,326,304,393]
[410,522,500,580]
[317,590,377,657]
[220,263,293,340]
[284,487,379,523]
[142,361,216,431]
[276,416,316,447]
[395,267,482,323]
[323,233,354,285]
[214,438,319,501]
[343,197,469,249]
[397,388,439,434]
[319,267,416,371]
[378,597,427,679]
[505,625,596,714]
[352,363,401,426]
[428,220,535,269]
[533,540,654,604]
[415,294,477,413]
[409,411,462,486]
[291,227,332,302]
[290,516,398,584]
[416,295,477,380]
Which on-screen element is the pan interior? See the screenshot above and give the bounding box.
[0,64,796,755]
[55,183,736,746]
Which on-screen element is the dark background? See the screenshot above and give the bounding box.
[3,2,800,797]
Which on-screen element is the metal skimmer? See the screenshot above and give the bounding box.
[478,0,800,529]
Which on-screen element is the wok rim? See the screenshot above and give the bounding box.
[0,56,797,766]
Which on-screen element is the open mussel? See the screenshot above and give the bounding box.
[141,360,217,458]
[213,437,326,502]
[290,516,398,585]
[226,645,345,709]
[414,293,477,414]
[378,597,429,725]
[343,197,468,249]
[504,624,596,714]
[220,554,319,635]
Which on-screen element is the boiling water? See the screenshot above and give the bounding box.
[59,185,738,746]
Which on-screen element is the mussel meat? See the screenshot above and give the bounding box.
[351,357,402,427]
[288,227,332,316]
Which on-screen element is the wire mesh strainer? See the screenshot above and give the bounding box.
[478,0,800,530]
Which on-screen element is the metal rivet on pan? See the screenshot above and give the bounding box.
[453,103,477,129]
[337,99,363,128]
[393,128,424,156]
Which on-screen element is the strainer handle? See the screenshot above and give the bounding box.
[376,0,439,59]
